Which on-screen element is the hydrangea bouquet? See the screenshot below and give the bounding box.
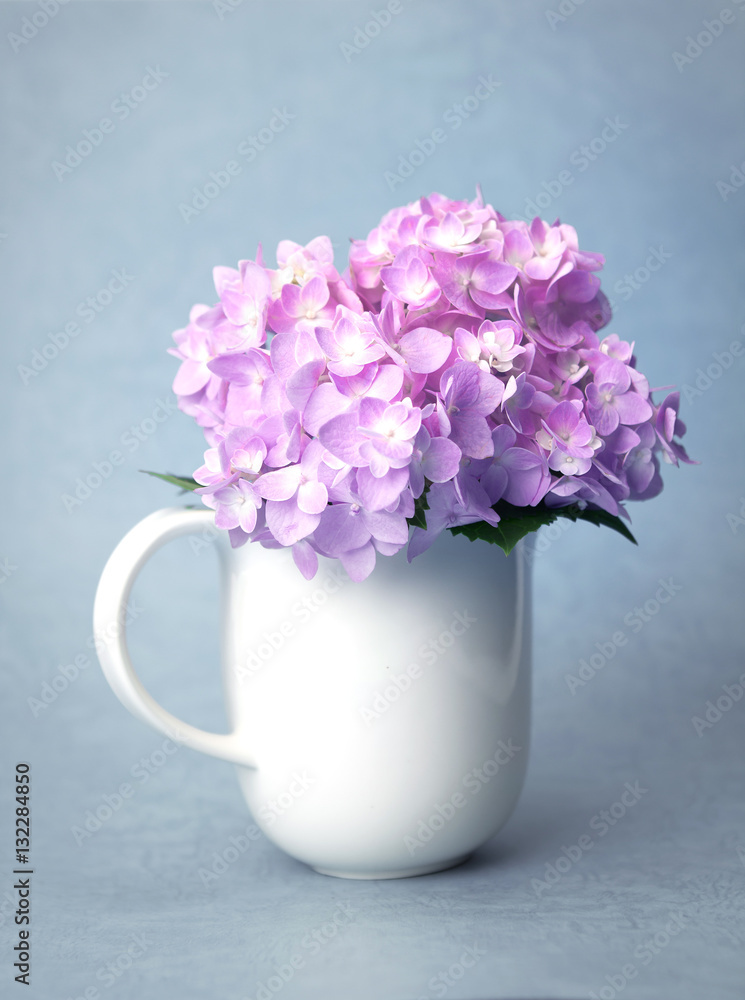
[150,191,692,582]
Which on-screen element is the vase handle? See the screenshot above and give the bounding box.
[93,506,256,769]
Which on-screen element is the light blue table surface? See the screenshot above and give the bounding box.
[1,2,743,998]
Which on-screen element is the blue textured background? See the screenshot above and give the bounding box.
[1,1,744,998]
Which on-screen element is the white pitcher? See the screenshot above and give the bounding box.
[94,506,531,879]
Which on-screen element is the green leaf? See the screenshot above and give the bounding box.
[406,491,430,531]
[140,470,201,493]
[448,498,637,554]
[449,501,559,555]
[554,503,638,545]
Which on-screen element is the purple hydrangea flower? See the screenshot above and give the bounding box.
[585,358,653,435]
[438,362,504,459]
[168,190,693,578]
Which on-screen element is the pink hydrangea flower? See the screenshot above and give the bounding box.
[169,191,692,580]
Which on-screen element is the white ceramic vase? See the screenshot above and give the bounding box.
[94,506,531,879]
